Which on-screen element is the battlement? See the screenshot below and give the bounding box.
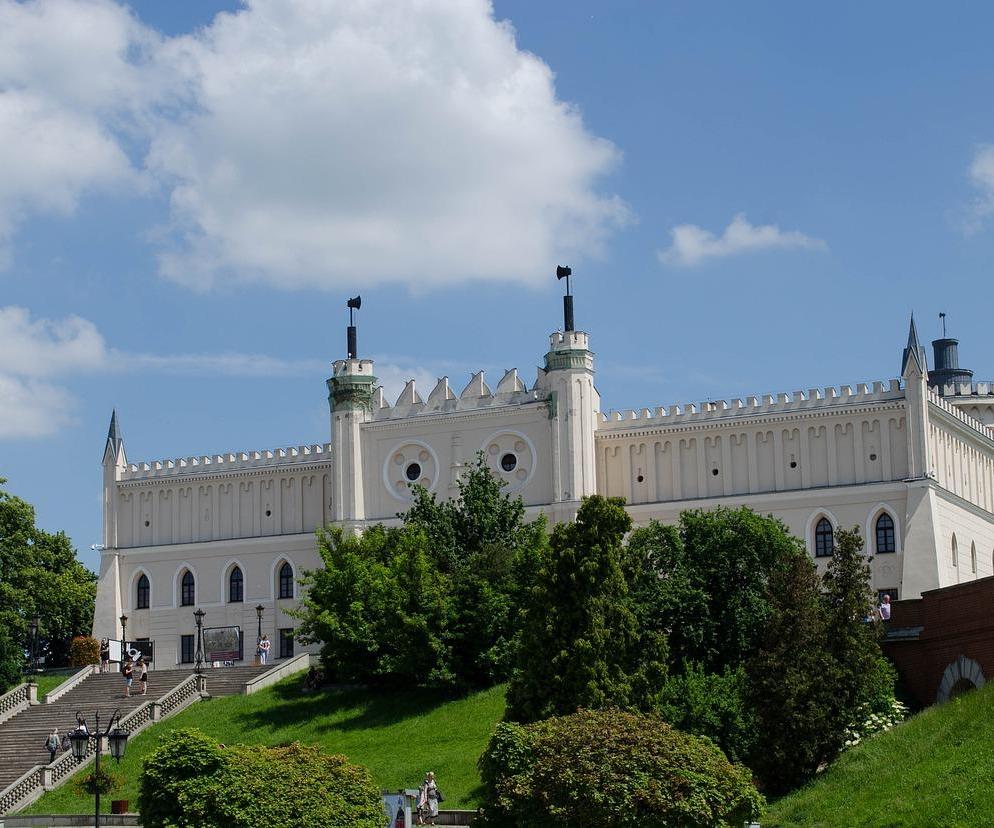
[121,443,334,481]
[548,330,590,350]
[369,368,547,421]
[939,381,994,398]
[597,379,905,431]
[927,390,994,440]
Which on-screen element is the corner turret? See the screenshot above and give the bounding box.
[540,267,599,504]
[928,314,973,390]
[327,297,376,525]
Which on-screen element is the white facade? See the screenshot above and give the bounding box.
[93,311,994,666]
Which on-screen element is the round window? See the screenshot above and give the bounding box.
[405,462,422,481]
[500,453,517,472]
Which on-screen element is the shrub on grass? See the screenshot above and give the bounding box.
[69,635,100,667]
[477,708,763,827]
[139,728,384,828]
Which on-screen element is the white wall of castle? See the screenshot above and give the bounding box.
[93,326,994,668]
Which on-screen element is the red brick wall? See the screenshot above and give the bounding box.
[883,576,994,708]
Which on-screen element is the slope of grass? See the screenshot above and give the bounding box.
[766,683,994,827]
[30,672,72,699]
[25,675,505,814]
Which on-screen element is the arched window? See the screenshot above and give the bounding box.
[278,562,294,599]
[952,534,958,567]
[875,514,896,554]
[971,542,977,574]
[229,566,243,603]
[136,574,150,610]
[815,517,834,558]
[181,570,195,606]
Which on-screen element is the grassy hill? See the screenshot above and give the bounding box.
[766,682,994,827]
[26,675,505,815]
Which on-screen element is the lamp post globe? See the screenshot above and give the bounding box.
[119,614,128,644]
[108,728,129,762]
[68,727,89,761]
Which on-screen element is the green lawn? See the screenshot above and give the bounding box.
[25,675,505,814]
[31,672,79,699]
[766,682,994,827]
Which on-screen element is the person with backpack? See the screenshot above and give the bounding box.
[45,728,59,764]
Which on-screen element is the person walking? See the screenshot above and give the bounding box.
[139,656,149,696]
[259,635,271,665]
[878,594,892,623]
[122,658,134,697]
[45,728,59,764]
[99,639,110,673]
[417,771,441,825]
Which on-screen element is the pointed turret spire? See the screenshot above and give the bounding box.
[107,409,120,443]
[102,409,126,466]
[901,313,926,378]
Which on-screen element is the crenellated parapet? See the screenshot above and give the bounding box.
[370,368,547,421]
[597,379,905,432]
[121,443,333,481]
[940,381,994,398]
[927,389,994,440]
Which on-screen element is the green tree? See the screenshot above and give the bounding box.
[676,507,805,673]
[505,496,667,723]
[822,527,884,719]
[0,479,95,688]
[655,663,757,765]
[293,525,452,686]
[745,550,838,794]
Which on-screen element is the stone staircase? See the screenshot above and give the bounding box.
[0,662,285,814]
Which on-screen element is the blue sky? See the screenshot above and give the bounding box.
[2,0,993,571]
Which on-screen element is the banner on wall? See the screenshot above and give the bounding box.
[203,626,241,662]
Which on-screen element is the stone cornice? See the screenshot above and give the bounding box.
[595,400,906,441]
[118,461,334,490]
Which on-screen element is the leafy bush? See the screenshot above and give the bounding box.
[74,766,122,797]
[477,708,763,827]
[139,729,384,828]
[69,635,100,667]
[655,663,757,764]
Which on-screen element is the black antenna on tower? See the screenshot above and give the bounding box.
[939,311,946,338]
[556,265,574,332]
[346,295,361,358]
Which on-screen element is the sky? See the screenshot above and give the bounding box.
[2,0,994,571]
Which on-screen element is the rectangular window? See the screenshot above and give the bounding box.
[279,628,294,660]
[878,588,899,603]
[180,634,194,664]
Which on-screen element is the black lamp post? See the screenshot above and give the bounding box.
[68,708,129,828]
[194,608,206,675]
[119,614,128,646]
[27,615,39,673]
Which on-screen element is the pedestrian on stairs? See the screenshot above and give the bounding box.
[100,639,110,673]
[139,656,149,696]
[45,728,59,764]
[123,658,134,697]
[259,635,271,665]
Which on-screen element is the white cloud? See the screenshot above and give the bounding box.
[658,213,827,267]
[0,0,627,288]
[0,374,74,438]
[0,305,109,376]
[0,0,153,265]
[966,144,994,233]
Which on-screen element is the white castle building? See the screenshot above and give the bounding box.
[93,296,994,667]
